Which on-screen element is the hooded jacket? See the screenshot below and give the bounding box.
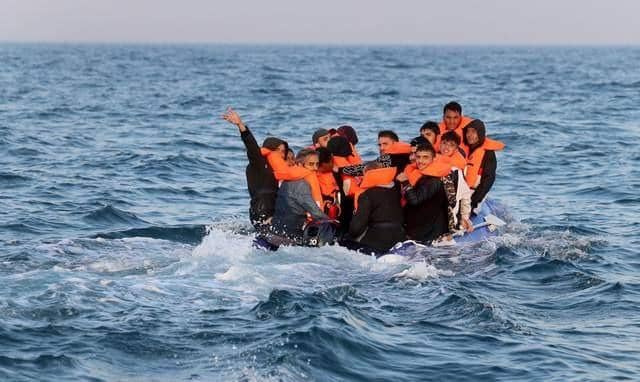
[240,129,284,227]
[462,119,505,211]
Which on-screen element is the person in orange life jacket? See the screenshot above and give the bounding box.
[420,121,440,149]
[397,144,450,243]
[222,107,287,231]
[316,147,341,220]
[340,161,405,255]
[438,130,467,170]
[438,101,474,154]
[463,119,505,214]
[268,149,335,247]
[336,125,362,163]
[311,128,331,149]
[285,148,295,166]
[409,135,430,163]
[327,135,358,237]
[378,130,411,172]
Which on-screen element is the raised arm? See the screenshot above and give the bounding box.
[222,107,262,165]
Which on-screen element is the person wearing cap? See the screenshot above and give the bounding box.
[222,107,287,231]
[311,129,331,149]
[463,119,505,213]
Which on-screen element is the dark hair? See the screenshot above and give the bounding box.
[410,135,429,147]
[443,101,462,115]
[287,148,295,156]
[378,130,399,142]
[295,148,318,164]
[420,121,440,135]
[440,130,461,146]
[414,143,436,157]
[316,147,333,165]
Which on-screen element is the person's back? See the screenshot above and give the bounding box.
[346,164,405,254]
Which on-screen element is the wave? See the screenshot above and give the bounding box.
[82,205,148,226]
[92,224,208,245]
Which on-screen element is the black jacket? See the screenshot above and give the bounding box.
[348,185,405,253]
[469,149,496,210]
[240,129,278,226]
[404,175,449,242]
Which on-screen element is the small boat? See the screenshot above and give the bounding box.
[253,199,506,254]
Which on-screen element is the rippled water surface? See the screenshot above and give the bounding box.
[1,44,640,381]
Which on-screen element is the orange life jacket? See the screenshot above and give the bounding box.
[385,141,413,155]
[353,167,397,211]
[436,150,467,171]
[261,148,323,207]
[333,155,362,197]
[404,160,452,187]
[317,171,338,198]
[436,116,474,154]
[464,137,505,189]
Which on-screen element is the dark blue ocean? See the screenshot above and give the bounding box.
[1,44,640,381]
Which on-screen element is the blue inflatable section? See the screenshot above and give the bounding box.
[253,199,505,254]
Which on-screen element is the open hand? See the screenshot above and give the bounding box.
[221,107,246,131]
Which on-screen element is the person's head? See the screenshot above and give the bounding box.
[337,125,359,146]
[409,136,429,162]
[439,130,461,157]
[377,130,399,155]
[463,119,486,148]
[443,101,463,132]
[316,147,334,172]
[285,148,295,166]
[327,136,353,158]
[312,129,331,149]
[419,121,440,145]
[262,137,288,159]
[295,148,319,172]
[414,144,436,170]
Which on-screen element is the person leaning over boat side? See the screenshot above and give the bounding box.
[463,119,505,214]
[222,107,287,232]
[268,149,334,247]
[341,161,405,255]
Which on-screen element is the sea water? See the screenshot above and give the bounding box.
[1,44,640,381]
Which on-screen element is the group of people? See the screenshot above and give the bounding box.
[222,101,505,255]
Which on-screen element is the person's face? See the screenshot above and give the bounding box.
[415,150,434,170]
[465,128,480,146]
[277,144,287,160]
[443,110,461,132]
[409,146,417,163]
[286,150,295,166]
[440,140,458,156]
[421,129,437,145]
[378,137,395,155]
[317,134,331,149]
[301,154,319,172]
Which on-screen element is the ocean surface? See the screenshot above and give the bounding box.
[1,44,639,381]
